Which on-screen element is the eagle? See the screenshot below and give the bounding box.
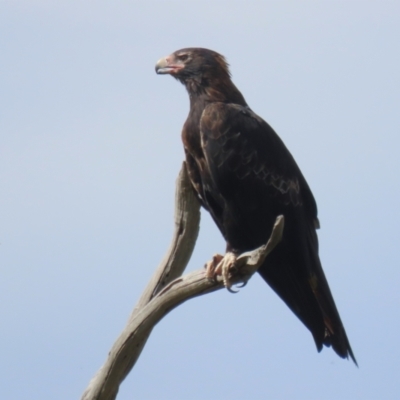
[155,47,356,364]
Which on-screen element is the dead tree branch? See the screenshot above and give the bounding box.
[81,162,284,400]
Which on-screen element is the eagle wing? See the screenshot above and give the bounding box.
[198,102,317,248]
[197,102,356,363]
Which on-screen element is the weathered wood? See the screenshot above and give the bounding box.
[133,162,201,312]
[81,163,284,400]
[81,163,200,400]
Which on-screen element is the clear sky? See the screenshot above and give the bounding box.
[1,1,399,399]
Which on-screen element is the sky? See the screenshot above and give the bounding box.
[1,1,399,399]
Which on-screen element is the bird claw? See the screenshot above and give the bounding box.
[206,252,239,292]
[205,216,285,292]
[235,280,248,289]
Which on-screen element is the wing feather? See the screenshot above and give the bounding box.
[198,102,355,363]
[200,103,311,214]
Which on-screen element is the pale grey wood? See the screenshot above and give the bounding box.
[81,163,284,400]
[81,163,200,400]
[133,162,201,312]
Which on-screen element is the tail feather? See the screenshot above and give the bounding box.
[257,218,357,365]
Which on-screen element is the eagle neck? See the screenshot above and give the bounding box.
[185,76,247,107]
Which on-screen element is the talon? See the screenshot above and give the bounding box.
[236,280,248,289]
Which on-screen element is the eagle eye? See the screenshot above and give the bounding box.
[177,53,189,62]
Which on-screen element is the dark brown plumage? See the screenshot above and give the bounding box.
[156,47,356,364]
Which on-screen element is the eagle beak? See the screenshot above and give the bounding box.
[155,56,183,75]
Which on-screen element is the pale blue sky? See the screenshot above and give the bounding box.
[1,1,399,399]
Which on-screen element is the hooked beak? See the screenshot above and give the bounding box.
[155,56,184,75]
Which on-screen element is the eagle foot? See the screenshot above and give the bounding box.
[206,252,239,293]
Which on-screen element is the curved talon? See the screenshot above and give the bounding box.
[236,280,248,289]
[226,285,239,294]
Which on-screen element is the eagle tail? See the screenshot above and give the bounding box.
[257,223,357,365]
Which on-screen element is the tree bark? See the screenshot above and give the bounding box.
[81,162,284,400]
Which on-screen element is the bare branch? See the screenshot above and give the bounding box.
[133,162,201,311]
[81,162,200,400]
[81,163,284,400]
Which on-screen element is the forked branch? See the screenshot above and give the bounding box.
[81,162,284,400]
